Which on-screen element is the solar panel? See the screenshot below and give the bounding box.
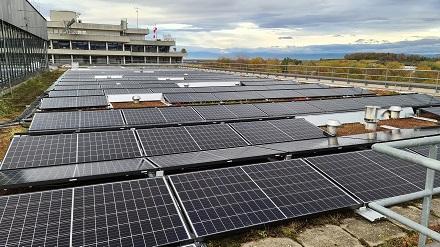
[230,121,294,144]
[186,124,248,150]
[421,107,440,117]
[158,107,203,123]
[305,100,349,112]
[298,84,330,89]
[283,101,323,114]
[80,110,125,129]
[253,102,298,116]
[277,90,306,98]
[151,88,177,93]
[0,177,191,246]
[0,189,73,246]
[122,108,167,125]
[212,92,243,101]
[0,165,76,188]
[0,158,156,188]
[48,90,79,97]
[29,111,80,131]
[231,86,269,91]
[255,90,288,99]
[305,151,421,203]
[243,160,359,217]
[1,134,77,169]
[54,85,101,90]
[173,88,196,93]
[234,91,266,100]
[77,130,142,163]
[265,85,302,90]
[326,98,366,110]
[72,178,191,246]
[104,88,130,95]
[408,94,440,106]
[269,119,325,140]
[127,88,153,94]
[224,104,267,118]
[137,127,200,156]
[164,93,196,103]
[148,151,225,168]
[193,105,236,120]
[187,93,219,102]
[169,167,286,237]
[358,150,440,189]
[297,89,343,98]
[40,97,77,109]
[76,96,109,108]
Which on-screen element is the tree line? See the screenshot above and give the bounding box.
[344,53,440,63]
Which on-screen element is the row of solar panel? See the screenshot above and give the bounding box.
[39,88,373,110]
[48,84,323,97]
[39,96,109,110]
[1,147,436,245]
[5,127,440,188]
[4,119,325,170]
[50,83,320,92]
[32,94,440,131]
[163,87,374,103]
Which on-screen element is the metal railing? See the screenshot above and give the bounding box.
[371,137,440,246]
[182,61,440,92]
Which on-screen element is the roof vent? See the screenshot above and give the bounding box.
[326,119,341,136]
[132,95,141,104]
[183,83,189,88]
[389,106,402,119]
[364,106,381,131]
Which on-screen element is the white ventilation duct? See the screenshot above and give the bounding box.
[389,106,402,119]
[326,119,342,136]
[132,95,141,104]
[364,106,381,131]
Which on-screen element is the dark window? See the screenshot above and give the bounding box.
[131,45,144,52]
[52,40,70,49]
[145,45,157,52]
[108,42,123,51]
[90,42,106,50]
[158,46,170,53]
[71,41,89,50]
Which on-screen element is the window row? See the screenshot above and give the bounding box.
[51,40,170,53]
[51,55,182,65]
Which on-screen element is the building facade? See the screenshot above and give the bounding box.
[0,0,48,87]
[47,10,187,65]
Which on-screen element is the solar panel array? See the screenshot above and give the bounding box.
[0,178,191,246]
[29,110,124,131]
[32,93,440,131]
[169,159,359,237]
[5,67,440,243]
[39,96,109,110]
[0,158,157,188]
[2,130,142,170]
[305,150,424,203]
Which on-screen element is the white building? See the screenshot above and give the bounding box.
[47,10,187,65]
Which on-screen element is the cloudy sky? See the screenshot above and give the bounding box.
[36,0,440,58]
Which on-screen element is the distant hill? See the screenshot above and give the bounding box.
[186,51,346,60]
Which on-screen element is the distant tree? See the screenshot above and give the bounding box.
[181,48,187,53]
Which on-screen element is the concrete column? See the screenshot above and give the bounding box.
[157,57,159,64]
[51,54,54,64]
[106,56,109,64]
[169,57,172,64]
[122,56,126,65]
[70,55,73,63]
[69,41,72,50]
[88,41,91,50]
[144,56,147,64]
[156,46,159,53]
[106,42,108,51]
[89,56,92,65]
